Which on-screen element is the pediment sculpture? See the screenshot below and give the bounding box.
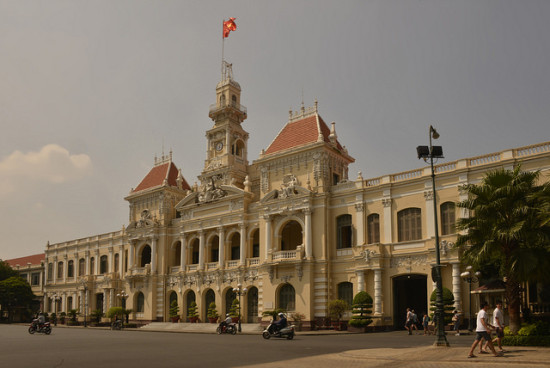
[197,177,227,203]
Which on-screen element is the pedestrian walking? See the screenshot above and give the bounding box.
[422,313,431,335]
[411,310,419,333]
[483,301,505,353]
[405,308,412,335]
[468,301,503,358]
[452,310,461,335]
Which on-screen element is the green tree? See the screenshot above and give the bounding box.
[456,166,550,334]
[349,291,373,328]
[0,260,19,281]
[429,287,454,325]
[0,276,34,322]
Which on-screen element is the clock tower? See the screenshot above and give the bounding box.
[201,62,249,188]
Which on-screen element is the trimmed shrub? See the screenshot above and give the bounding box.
[429,287,455,324]
[349,291,373,328]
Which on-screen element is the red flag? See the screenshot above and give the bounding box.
[223,18,237,38]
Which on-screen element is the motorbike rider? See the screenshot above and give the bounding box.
[272,312,287,333]
[37,312,46,331]
[219,313,232,332]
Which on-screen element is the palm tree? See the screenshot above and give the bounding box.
[455,166,550,334]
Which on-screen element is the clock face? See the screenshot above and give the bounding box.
[215,142,223,151]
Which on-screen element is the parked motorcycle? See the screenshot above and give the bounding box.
[262,320,295,340]
[216,322,237,335]
[28,319,52,335]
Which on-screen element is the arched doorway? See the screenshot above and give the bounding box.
[225,289,236,315]
[393,274,428,329]
[185,291,196,321]
[168,291,178,320]
[204,289,215,320]
[247,287,258,323]
[278,283,296,311]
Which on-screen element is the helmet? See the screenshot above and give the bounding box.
[278,312,284,317]
[226,314,230,317]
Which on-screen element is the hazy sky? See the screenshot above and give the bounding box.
[1,0,549,260]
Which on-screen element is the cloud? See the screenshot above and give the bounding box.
[0,144,92,195]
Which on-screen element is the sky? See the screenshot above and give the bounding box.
[1,0,549,260]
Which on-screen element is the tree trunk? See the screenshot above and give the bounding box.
[506,278,521,334]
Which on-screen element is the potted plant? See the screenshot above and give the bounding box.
[187,301,198,323]
[67,309,79,326]
[59,312,66,324]
[290,312,305,331]
[229,299,240,323]
[207,302,219,323]
[91,309,104,325]
[50,313,57,325]
[348,291,373,332]
[328,299,349,331]
[169,300,180,323]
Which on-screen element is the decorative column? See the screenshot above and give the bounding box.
[128,242,135,269]
[424,189,435,239]
[94,250,100,275]
[103,291,107,313]
[61,294,66,313]
[239,224,246,266]
[79,290,84,313]
[356,270,365,292]
[109,247,114,273]
[44,295,49,313]
[180,234,187,269]
[151,237,157,274]
[109,289,114,309]
[85,250,90,275]
[452,263,462,312]
[374,269,383,316]
[63,255,68,281]
[199,231,205,270]
[264,215,272,261]
[382,197,393,243]
[355,202,365,246]
[119,247,124,278]
[304,208,312,259]
[53,256,58,284]
[218,227,225,269]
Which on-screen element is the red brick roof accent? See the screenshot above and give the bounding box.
[133,161,190,193]
[5,253,45,267]
[265,114,344,155]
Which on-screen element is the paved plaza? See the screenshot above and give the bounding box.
[1,323,548,368]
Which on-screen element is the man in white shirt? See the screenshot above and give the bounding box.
[485,301,505,353]
[468,301,503,358]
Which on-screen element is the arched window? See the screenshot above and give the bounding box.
[169,291,177,307]
[186,291,196,317]
[90,257,95,275]
[136,292,145,313]
[191,239,199,264]
[281,221,302,251]
[440,202,456,236]
[78,258,85,276]
[230,233,240,260]
[67,260,74,278]
[397,208,422,242]
[220,94,226,106]
[225,289,236,315]
[205,289,215,316]
[173,242,181,267]
[210,236,219,263]
[247,287,259,323]
[100,255,108,274]
[114,253,120,273]
[57,261,64,279]
[47,263,53,281]
[231,94,237,106]
[336,214,352,249]
[278,284,296,311]
[251,229,260,258]
[338,282,354,307]
[367,213,380,244]
[67,296,73,310]
[140,245,151,267]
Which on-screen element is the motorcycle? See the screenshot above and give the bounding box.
[216,322,237,335]
[28,319,52,335]
[111,319,123,330]
[262,320,295,340]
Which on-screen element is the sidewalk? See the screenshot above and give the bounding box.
[241,345,550,368]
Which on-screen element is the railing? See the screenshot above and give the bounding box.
[515,141,550,157]
[392,169,423,182]
[366,177,381,187]
[170,266,181,274]
[529,302,550,315]
[208,101,247,116]
[206,262,218,270]
[273,250,298,260]
[226,260,239,268]
[187,265,198,272]
[247,258,260,267]
[469,153,500,167]
[131,267,148,276]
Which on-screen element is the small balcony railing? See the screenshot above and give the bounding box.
[226,260,239,268]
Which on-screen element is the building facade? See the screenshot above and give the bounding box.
[40,64,550,329]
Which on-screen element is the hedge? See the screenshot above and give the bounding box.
[502,336,550,347]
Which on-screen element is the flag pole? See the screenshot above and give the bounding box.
[221,19,225,81]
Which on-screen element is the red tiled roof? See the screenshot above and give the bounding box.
[5,253,45,267]
[265,114,344,155]
[133,161,190,193]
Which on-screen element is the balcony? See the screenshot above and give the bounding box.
[208,101,247,118]
[226,260,239,268]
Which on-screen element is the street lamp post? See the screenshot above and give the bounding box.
[416,125,449,347]
[80,279,88,328]
[232,284,247,333]
[53,294,61,326]
[460,266,481,332]
[117,290,129,324]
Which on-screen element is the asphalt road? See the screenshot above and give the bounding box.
[1,325,473,368]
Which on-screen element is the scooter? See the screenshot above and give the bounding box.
[216,322,237,335]
[262,320,295,340]
[111,319,123,330]
[28,319,52,335]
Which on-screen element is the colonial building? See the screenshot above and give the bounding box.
[40,63,550,329]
